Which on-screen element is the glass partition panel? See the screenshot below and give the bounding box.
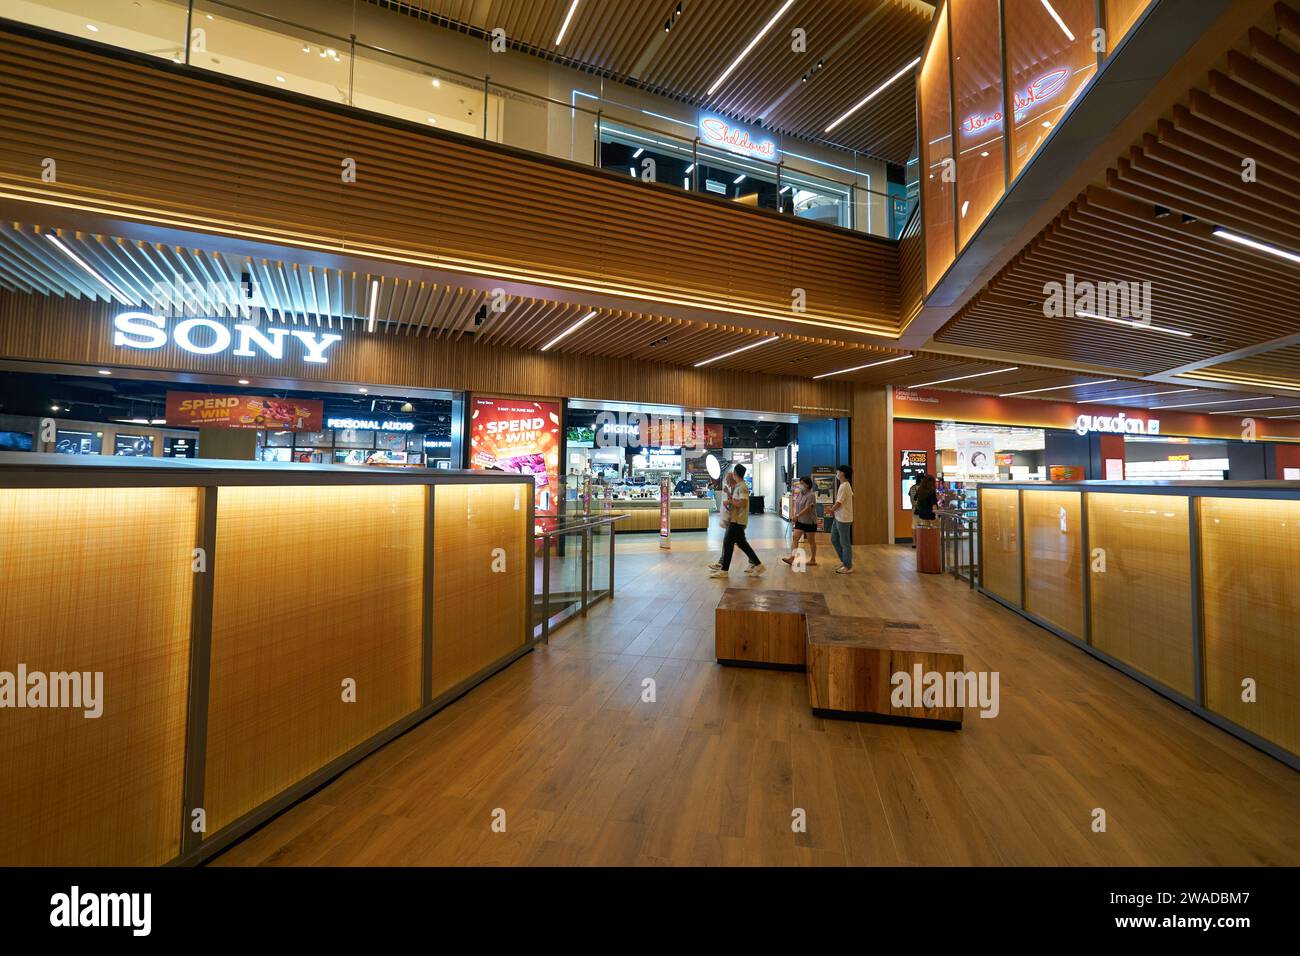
[979,486,1021,603]
[1199,496,1300,755]
[1105,0,1156,56]
[1022,489,1084,637]
[1004,0,1100,181]
[920,3,955,292]
[4,0,189,61]
[353,46,489,139]
[950,0,1007,250]
[191,1,352,107]
[1087,493,1194,697]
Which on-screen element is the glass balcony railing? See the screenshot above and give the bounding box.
[533,514,626,643]
[2,0,916,239]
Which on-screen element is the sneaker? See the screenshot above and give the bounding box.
[745,563,766,575]
[835,566,853,574]
[709,569,729,578]
[707,562,722,570]
[780,556,793,566]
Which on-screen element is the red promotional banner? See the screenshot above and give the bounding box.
[166,392,323,430]
[469,396,561,531]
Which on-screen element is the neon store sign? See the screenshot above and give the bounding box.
[698,114,778,161]
[961,68,1070,136]
[1075,414,1160,437]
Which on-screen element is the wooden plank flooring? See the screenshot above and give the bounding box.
[209,517,1300,866]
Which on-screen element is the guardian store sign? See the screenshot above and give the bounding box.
[112,312,342,364]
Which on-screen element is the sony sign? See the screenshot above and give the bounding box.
[112,312,342,364]
[1075,413,1160,437]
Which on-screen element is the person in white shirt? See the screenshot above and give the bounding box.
[826,464,854,574]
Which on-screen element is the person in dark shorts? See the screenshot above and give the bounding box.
[782,476,818,567]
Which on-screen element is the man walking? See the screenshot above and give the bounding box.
[710,464,764,578]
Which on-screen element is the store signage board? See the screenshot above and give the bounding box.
[659,476,671,550]
[469,396,561,532]
[168,392,324,430]
[1074,414,1159,436]
[698,113,778,162]
[326,417,414,432]
[112,312,342,364]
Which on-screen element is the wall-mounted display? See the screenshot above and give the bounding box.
[166,391,322,430]
[0,431,33,452]
[163,437,197,458]
[54,430,103,455]
[470,396,561,532]
[114,434,154,457]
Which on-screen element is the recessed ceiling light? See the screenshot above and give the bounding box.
[86,24,99,32]
[238,379,250,385]
[1079,388,1196,404]
[633,147,645,158]
[1153,397,1272,409]
[825,56,920,133]
[541,310,597,351]
[359,388,369,394]
[51,405,61,412]
[275,75,285,83]
[1076,310,1193,337]
[431,78,441,87]
[1040,0,1076,41]
[97,369,111,375]
[366,279,379,333]
[1212,228,1300,265]
[733,174,746,185]
[427,117,437,124]
[911,367,1019,389]
[813,354,912,380]
[45,234,133,303]
[979,150,989,157]
[707,0,796,95]
[556,0,582,45]
[1000,379,1117,397]
[694,336,780,368]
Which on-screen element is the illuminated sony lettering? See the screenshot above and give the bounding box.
[1075,414,1160,437]
[112,312,342,364]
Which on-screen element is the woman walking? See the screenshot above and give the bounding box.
[826,464,854,574]
[781,476,818,568]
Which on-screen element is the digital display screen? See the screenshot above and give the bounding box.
[0,431,33,452]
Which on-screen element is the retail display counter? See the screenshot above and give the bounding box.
[600,496,712,532]
[980,480,1300,768]
[0,454,533,865]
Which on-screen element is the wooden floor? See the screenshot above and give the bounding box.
[211,517,1300,866]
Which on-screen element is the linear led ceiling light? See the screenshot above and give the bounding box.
[540,310,597,351]
[1079,388,1196,404]
[1209,405,1300,415]
[366,279,379,332]
[1076,310,1193,337]
[1213,228,1300,266]
[813,354,912,380]
[1000,378,1117,397]
[1040,0,1076,41]
[912,367,1019,389]
[706,0,796,96]
[825,56,921,133]
[45,234,133,303]
[694,336,780,368]
[555,0,581,45]
[1152,397,1273,409]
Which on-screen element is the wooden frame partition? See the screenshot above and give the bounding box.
[0,453,533,866]
[978,480,1300,772]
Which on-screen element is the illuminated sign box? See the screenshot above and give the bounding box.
[698,113,778,162]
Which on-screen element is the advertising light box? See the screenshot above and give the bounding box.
[469,396,561,531]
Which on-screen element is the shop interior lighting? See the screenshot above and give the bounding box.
[1040,0,1076,41]
[707,0,796,95]
[555,0,581,45]
[540,310,597,351]
[733,174,746,185]
[1212,228,1300,266]
[912,367,1019,388]
[999,378,1117,397]
[1076,310,1193,337]
[694,336,780,368]
[813,354,912,380]
[45,234,134,304]
[825,57,920,133]
[366,279,379,333]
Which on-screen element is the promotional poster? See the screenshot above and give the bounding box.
[165,392,323,430]
[469,397,560,531]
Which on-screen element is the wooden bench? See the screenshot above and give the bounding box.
[805,615,965,729]
[714,588,829,670]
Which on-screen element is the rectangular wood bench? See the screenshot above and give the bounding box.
[806,615,966,728]
[714,588,830,670]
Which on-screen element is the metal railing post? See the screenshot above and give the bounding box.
[348,34,356,106]
[482,74,490,139]
[581,528,590,614]
[594,110,603,167]
[541,534,550,645]
[608,522,617,598]
[184,0,194,65]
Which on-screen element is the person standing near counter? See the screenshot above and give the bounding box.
[827,464,854,574]
[707,466,737,571]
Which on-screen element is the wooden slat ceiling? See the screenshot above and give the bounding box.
[935,1,1300,394]
[370,0,934,163]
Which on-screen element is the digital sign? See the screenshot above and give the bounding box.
[469,397,560,532]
